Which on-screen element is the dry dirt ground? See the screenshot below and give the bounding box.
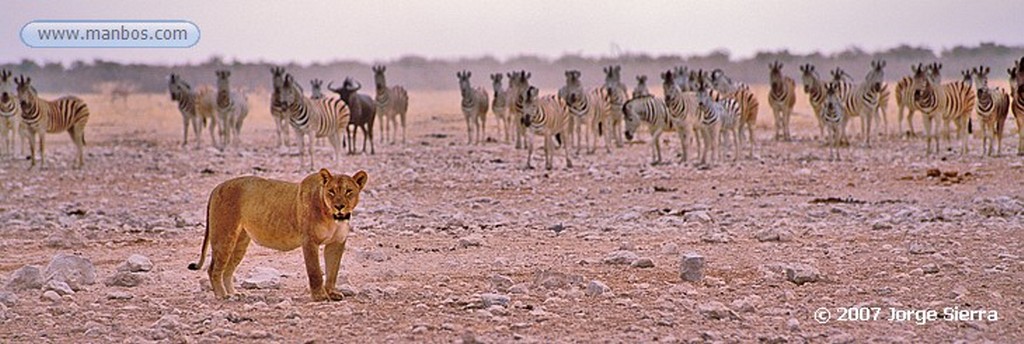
[0,88,1022,343]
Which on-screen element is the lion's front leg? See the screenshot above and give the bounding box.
[323,240,347,301]
[301,240,328,301]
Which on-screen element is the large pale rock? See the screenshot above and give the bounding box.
[44,254,96,291]
[241,267,282,290]
[5,265,43,292]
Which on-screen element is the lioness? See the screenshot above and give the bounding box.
[188,168,368,301]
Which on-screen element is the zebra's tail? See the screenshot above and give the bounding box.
[967,117,973,135]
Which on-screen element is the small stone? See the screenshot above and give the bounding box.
[44,253,96,291]
[336,284,359,297]
[241,267,282,290]
[680,253,705,282]
[922,264,940,274]
[785,263,820,285]
[755,228,793,242]
[45,229,86,249]
[4,265,43,291]
[480,293,510,308]
[908,243,935,255]
[41,290,61,303]
[508,283,530,295]
[698,301,738,320]
[120,254,153,272]
[152,314,182,331]
[106,291,134,300]
[871,221,893,231]
[787,318,801,332]
[618,242,635,251]
[490,274,514,291]
[44,280,75,296]
[795,168,812,176]
[105,271,147,287]
[685,211,712,223]
[461,331,480,344]
[631,258,655,268]
[700,227,731,243]
[926,168,941,178]
[603,250,639,265]
[458,235,483,248]
[585,280,610,296]
[660,242,679,255]
[0,291,17,307]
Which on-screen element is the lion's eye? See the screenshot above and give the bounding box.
[328,191,336,197]
[346,190,353,197]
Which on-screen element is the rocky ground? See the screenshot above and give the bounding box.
[0,91,1022,343]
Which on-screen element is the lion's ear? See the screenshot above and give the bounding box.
[353,170,368,190]
[318,168,332,185]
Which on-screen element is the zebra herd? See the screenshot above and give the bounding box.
[458,57,1024,170]
[0,69,91,169]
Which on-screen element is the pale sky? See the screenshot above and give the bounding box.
[3,0,1023,66]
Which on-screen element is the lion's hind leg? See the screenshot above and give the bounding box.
[207,215,243,300]
[221,231,251,296]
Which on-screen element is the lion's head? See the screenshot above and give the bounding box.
[318,169,368,222]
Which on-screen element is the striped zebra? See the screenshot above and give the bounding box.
[831,67,881,147]
[310,79,325,100]
[623,93,672,165]
[490,73,510,144]
[970,66,1010,156]
[911,63,975,155]
[372,65,410,144]
[822,82,847,161]
[1011,60,1024,155]
[456,70,489,145]
[559,70,609,154]
[519,86,572,170]
[673,66,693,91]
[799,64,828,140]
[865,60,890,139]
[14,75,90,169]
[632,75,650,99]
[506,70,532,149]
[768,61,796,141]
[168,73,218,148]
[278,73,349,170]
[894,75,919,138]
[269,67,293,147]
[601,65,627,148]
[214,70,249,149]
[661,69,699,162]
[693,71,740,166]
[710,69,758,155]
[0,69,19,158]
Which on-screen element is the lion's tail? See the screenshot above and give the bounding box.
[187,192,215,271]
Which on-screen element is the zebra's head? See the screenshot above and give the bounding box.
[910,63,934,101]
[14,75,36,107]
[830,68,852,84]
[271,66,285,94]
[280,74,301,106]
[960,69,973,85]
[519,86,539,128]
[926,63,942,83]
[769,61,784,88]
[0,69,15,107]
[310,79,324,99]
[799,64,819,93]
[866,60,885,85]
[167,73,192,102]
[1008,66,1019,91]
[215,70,232,106]
[372,65,387,89]
[824,82,841,110]
[622,99,641,142]
[456,70,473,97]
[632,75,649,99]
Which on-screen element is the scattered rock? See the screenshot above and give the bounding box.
[336,284,359,297]
[0,291,17,307]
[631,258,655,268]
[585,280,610,296]
[685,211,712,223]
[617,212,641,222]
[45,229,86,249]
[5,265,43,292]
[490,274,514,291]
[44,253,96,291]
[44,280,75,296]
[698,301,738,320]
[241,267,282,290]
[603,250,639,265]
[106,291,134,300]
[105,271,147,287]
[480,293,510,308]
[925,168,941,178]
[458,235,483,248]
[785,263,820,285]
[361,249,388,263]
[660,242,679,255]
[787,318,801,332]
[680,253,705,282]
[119,254,153,272]
[508,283,530,295]
[755,227,794,242]
[700,227,731,243]
[908,243,936,255]
[41,290,61,303]
[871,221,893,231]
[152,314,182,331]
[922,263,940,274]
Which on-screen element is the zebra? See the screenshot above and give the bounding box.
[519,86,572,170]
[710,68,758,156]
[822,82,847,161]
[693,71,740,166]
[601,65,627,148]
[559,70,608,155]
[661,69,699,162]
[168,73,218,149]
[214,70,249,149]
[831,67,881,147]
[894,75,919,138]
[456,70,489,145]
[310,79,325,100]
[0,69,20,158]
[673,66,693,91]
[269,67,293,147]
[632,75,650,99]
[1010,60,1024,156]
[490,73,510,144]
[622,92,672,165]
[970,66,1010,157]
[799,64,828,140]
[278,73,349,170]
[768,61,796,141]
[372,65,409,144]
[910,63,975,155]
[14,75,90,169]
[506,70,532,149]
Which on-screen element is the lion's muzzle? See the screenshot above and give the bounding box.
[333,212,351,221]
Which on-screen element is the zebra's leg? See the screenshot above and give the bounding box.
[38,132,46,169]
[27,131,37,168]
[676,127,687,163]
[182,116,190,147]
[864,108,872,148]
[465,115,473,145]
[401,111,407,144]
[652,130,662,165]
[562,130,573,169]
[524,132,534,169]
[69,125,85,169]
[543,134,553,170]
